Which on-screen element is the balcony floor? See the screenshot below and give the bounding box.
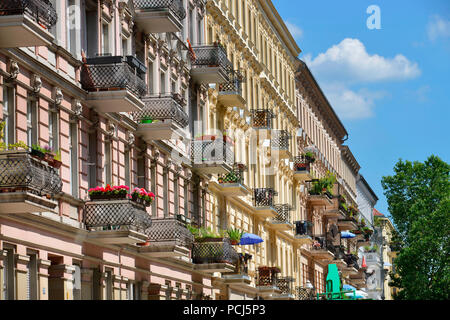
[194,263,235,274]
[86,229,148,245]
[139,242,190,258]
[308,195,333,207]
[269,221,292,231]
[294,235,313,246]
[137,120,186,141]
[135,10,182,33]
[293,171,313,181]
[253,207,278,219]
[191,67,229,84]
[217,93,246,109]
[0,14,54,48]
[86,90,144,113]
[0,192,58,214]
[210,182,251,197]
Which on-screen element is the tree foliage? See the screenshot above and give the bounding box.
[381,155,450,300]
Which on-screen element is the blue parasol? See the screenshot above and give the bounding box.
[239,233,263,245]
[342,284,356,291]
[340,231,356,239]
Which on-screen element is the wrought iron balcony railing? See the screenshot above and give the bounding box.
[133,93,189,128]
[0,0,58,29]
[344,253,360,270]
[253,188,278,208]
[145,217,194,248]
[133,0,186,21]
[0,151,62,197]
[296,287,316,300]
[191,44,232,71]
[256,266,280,287]
[311,236,335,253]
[81,55,147,97]
[191,138,235,167]
[218,70,245,96]
[293,156,312,173]
[271,130,291,151]
[218,163,246,185]
[294,221,314,237]
[277,277,295,296]
[251,109,275,129]
[192,238,239,265]
[273,204,292,224]
[84,199,152,235]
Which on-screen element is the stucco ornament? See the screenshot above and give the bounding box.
[32,74,42,94]
[8,60,19,80]
[54,87,63,106]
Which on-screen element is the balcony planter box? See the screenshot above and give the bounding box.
[51,159,62,169]
[30,148,45,160]
[131,194,151,207]
[141,117,153,124]
[195,237,224,243]
[89,194,128,201]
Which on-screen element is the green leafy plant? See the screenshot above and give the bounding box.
[54,150,61,161]
[304,151,316,163]
[226,228,244,244]
[7,141,28,151]
[0,121,5,151]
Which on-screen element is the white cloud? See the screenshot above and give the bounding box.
[321,84,387,120]
[303,38,421,84]
[285,21,303,39]
[427,15,450,42]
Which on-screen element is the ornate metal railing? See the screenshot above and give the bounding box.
[81,55,147,97]
[294,221,314,237]
[272,204,292,224]
[0,151,62,197]
[277,277,295,296]
[191,139,234,167]
[192,238,239,265]
[251,109,275,129]
[133,94,189,128]
[296,287,316,300]
[84,199,152,234]
[344,253,360,270]
[271,130,291,152]
[191,44,232,72]
[133,0,186,21]
[255,266,280,287]
[293,156,312,173]
[218,70,244,95]
[253,188,278,208]
[311,236,335,253]
[218,163,246,185]
[145,218,194,248]
[0,0,58,29]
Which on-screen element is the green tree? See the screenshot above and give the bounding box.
[381,155,450,300]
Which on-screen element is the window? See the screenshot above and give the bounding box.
[88,130,98,189]
[148,59,154,95]
[160,71,166,94]
[66,0,77,56]
[48,110,59,152]
[105,269,113,300]
[2,86,15,145]
[27,99,38,149]
[72,264,81,300]
[104,140,112,185]
[26,253,38,300]
[102,23,110,54]
[124,148,130,189]
[69,122,78,197]
[2,248,15,300]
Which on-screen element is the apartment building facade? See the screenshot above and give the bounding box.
[1,0,374,300]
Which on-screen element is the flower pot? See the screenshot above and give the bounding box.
[141,118,153,124]
[137,240,150,247]
[230,240,240,245]
[30,148,45,160]
[51,159,62,169]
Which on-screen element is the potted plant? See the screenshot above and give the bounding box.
[31,144,45,160]
[131,188,155,207]
[42,145,55,163]
[88,185,130,201]
[226,228,244,245]
[141,116,153,124]
[304,151,316,163]
[52,150,62,169]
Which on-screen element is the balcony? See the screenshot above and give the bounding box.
[133,0,186,33]
[190,44,232,84]
[251,109,275,133]
[337,217,358,231]
[294,220,314,245]
[80,55,147,113]
[271,130,291,160]
[139,218,194,258]
[306,181,333,207]
[292,156,314,181]
[0,150,62,214]
[222,253,257,294]
[309,237,335,261]
[273,277,295,300]
[217,70,246,108]
[133,93,189,141]
[192,238,238,273]
[253,188,278,219]
[255,266,281,298]
[83,199,152,244]
[296,287,316,300]
[0,0,57,48]
[214,164,251,197]
[191,137,234,175]
[269,204,293,231]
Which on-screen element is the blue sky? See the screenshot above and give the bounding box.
[273,0,450,217]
